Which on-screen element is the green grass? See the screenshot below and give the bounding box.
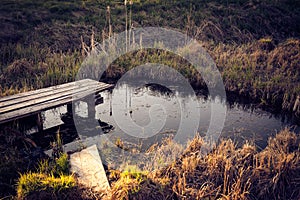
[16,153,75,199]
[16,172,75,198]
[109,165,170,199]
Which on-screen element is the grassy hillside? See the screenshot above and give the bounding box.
[1,0,299,47]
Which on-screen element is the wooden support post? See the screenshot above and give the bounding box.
[67,103,73,114]
[95,92,101,99]
[95,93,104,105]
[95,97,104,105]
[86,94,96,119]
[109,90,112,116]
[36,113,43,132]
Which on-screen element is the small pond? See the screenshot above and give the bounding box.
[43,82,299,151]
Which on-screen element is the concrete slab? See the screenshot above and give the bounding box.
[69,144,110,192]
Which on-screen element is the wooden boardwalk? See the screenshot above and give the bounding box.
[0,79,113,124]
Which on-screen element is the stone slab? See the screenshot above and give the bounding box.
[69,144,110,192]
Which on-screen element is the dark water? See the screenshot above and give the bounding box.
[43,83,299,150]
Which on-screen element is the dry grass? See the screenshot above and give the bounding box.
[1,126,298,199]
[0,49,82,96]
[211,38,300,113]
[108,129,300,200]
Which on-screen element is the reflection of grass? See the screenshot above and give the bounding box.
[103,38,300,115]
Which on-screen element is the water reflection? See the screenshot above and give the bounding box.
[43,83,299,150]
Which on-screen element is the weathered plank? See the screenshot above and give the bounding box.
[0,82,109,114]
[0,79,90,102]
[0,84,112,123]
[0,79,113,124]
[0,80,102,108]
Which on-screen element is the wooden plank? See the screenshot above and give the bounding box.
[0,81,108,109]
[0,79,97,105]
[0,82,112,114]
[0,79,95,103]
[0,89,91,123]
[0,83,112,124]
[0,83,101,114]
[0,90,106,123]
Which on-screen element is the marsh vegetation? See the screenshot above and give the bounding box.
[0,0,299,199]
[3,129,299,199]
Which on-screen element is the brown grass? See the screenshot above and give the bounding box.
[107,129,300,200]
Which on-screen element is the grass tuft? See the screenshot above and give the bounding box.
[16,153,75,199]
